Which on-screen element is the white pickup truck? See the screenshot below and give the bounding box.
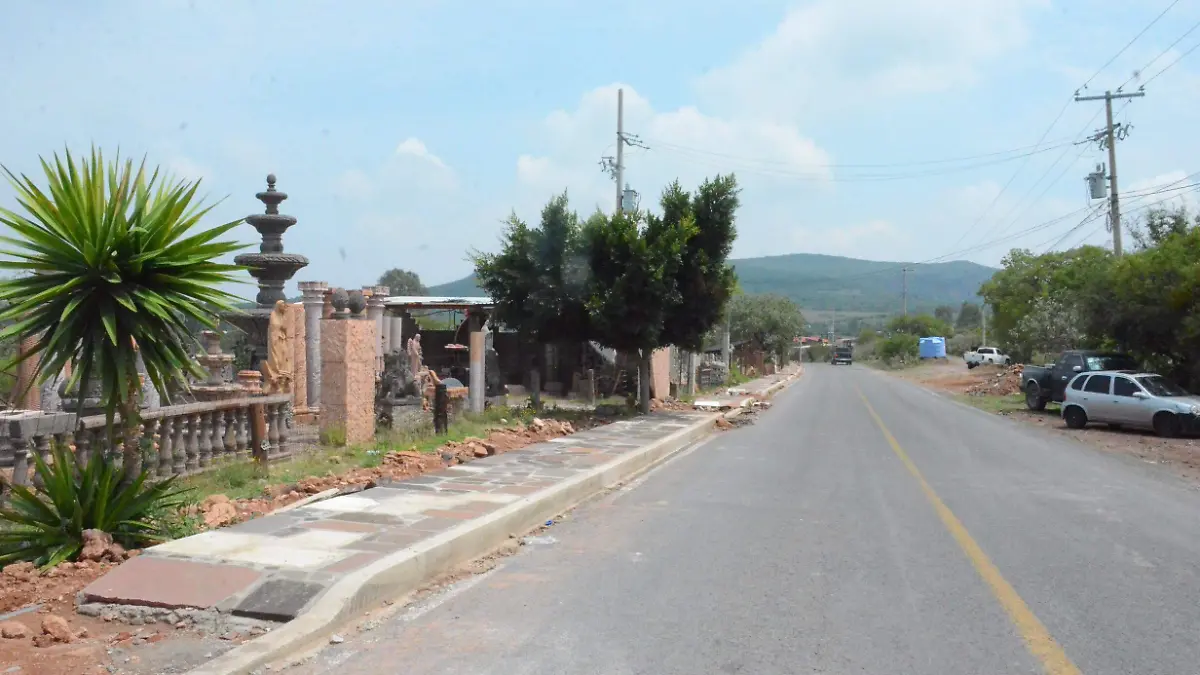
[964,346,1011,368]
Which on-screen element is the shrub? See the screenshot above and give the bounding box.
[879,333,919,365]
[0,443,189,568]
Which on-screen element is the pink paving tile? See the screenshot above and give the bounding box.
[439,482,490,492]
[322,551,383,574]
[301,520,379,534]
[422,509,478,520]
[493,485,541,496]
[82,556,262,609]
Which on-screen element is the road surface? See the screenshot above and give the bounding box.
[292,364,1200,675]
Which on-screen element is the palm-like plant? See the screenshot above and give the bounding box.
[0,148,246,478]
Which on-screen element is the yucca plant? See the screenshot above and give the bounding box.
[0,443,190,568]
[0,148,246,480]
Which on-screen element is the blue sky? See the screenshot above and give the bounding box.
[2,0,1198,299]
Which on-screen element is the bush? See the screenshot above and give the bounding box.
[947,331,981,357]
[879,333,919,365]
[807,344,831,362]
[0,444,189,568]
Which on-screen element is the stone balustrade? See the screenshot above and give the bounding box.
[1,394,293,492]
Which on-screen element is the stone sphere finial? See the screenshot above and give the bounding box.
[347,289,367,317]
[266,173,277,189]
[330,287,350,318]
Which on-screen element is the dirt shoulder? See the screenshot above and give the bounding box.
[888,360,1200,486]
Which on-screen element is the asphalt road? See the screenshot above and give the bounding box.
[292,364,1200,675]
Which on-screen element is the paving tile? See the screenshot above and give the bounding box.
[298,494,379,514]
[83,557,262,609]
[330,512,407,526]
[301,519,379,534]
[233,579,326,621]
[407,516,459,533]
[152,531,263,558]
[439,482,490,491]
[220,542,352,569]
[322,551,383,574]
[492,485,541,496]
[279,528,369,549]
[422,509,478,520]
[224,514,302,535]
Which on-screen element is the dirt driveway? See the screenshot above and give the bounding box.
[887,360,1200,486]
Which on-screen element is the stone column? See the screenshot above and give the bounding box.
[299,281,328,411]
[320,289,376,446]
[388,311,404,355]
[363,286,388,374]
[467,310,488,414]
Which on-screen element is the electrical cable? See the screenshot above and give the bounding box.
[1142,39,1200,86]
[1119,17,1200,90]
[1079,0,1181,92]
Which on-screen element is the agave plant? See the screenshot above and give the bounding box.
[0,148,246,478]
[0,443,190,568]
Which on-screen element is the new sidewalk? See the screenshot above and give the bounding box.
[81,368,801,674]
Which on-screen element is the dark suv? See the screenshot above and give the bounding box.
[831,347,853,366]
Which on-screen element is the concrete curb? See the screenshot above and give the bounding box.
[188,412,722,675]
[190,369,806,675]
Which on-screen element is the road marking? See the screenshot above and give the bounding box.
[858,389,1083,675]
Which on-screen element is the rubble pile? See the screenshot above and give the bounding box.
[966,363,1025,397]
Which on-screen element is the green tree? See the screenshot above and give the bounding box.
[933,305,955,326]
[1010,295,1084,359]
[729,293,805,362]
[376,268,427,296]
[472,191,591,409]
[656,176,739,352]
[977,246,1113,356]
[1129,205,1195,251]
[585,208,688,413]
[887,314,951,338]
[956,301,982,331]
[879,333,919,365]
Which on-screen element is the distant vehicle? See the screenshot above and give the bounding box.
[1022,350,1139,411]
[831,346,853,366]
[1062,370,1199,437]
[964,346,1011,368]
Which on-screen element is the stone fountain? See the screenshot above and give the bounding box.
[191,330,242,401]
[225,174,309,373]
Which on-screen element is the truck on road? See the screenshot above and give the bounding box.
[831,346,853,365]
[963,346,1011,368]
[1022,349,1139,411]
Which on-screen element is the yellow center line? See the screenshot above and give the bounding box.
[857,388,1082,675]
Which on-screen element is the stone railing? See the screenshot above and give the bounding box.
[1,394,293,491]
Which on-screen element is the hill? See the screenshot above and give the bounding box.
[427,253,997,316]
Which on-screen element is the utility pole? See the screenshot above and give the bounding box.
[981,307,987,347]
[1074,89,1144,256]
[599,88,649,213]
[615,88,624,213]
[901,267,911,317]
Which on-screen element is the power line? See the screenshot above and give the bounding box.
[1120,17,1200,90]
[641,136,1079,170]
[1079,0,1182,92]
[1142,39,1200,87]
[643,139,1077,182]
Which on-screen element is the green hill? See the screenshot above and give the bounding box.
[428,253,997,317]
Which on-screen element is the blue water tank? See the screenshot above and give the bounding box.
[918,336,947,359]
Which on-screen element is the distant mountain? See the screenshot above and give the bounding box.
[427,253,998,316]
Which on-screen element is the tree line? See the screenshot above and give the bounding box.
[473,176,740,413]
[979,206,1200,388]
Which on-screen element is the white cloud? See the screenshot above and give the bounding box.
[395,137,448,170]
[513,84,833,228]
[789,219,906,259]
[695,0,1044,121]
[333,169,375,201]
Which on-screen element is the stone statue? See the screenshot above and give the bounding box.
[406,333,423,377]
[262,300,294,394]
[378,352,420,403]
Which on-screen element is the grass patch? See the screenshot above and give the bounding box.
[952,393,1028,414]
[176,404,613,504]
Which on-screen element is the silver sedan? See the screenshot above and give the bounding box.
[1061,370,1200,437]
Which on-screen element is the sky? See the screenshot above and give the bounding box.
[2,0,1199,299]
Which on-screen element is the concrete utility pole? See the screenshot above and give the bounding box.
[1075,89,1144,256]
[982,307,987,347]
[901,267,911,317]
[615,88,624,213]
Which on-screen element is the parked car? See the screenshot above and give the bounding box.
[964,346,1011,369]
[1062,370,1199,437]
[831,346,853,365]
[1022,349,1139,411]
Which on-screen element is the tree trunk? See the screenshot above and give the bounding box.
[529,367,542,412]
[119,380,142,486]
[638,349,652,415]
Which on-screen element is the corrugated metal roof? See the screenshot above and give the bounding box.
[382,296,494,309]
